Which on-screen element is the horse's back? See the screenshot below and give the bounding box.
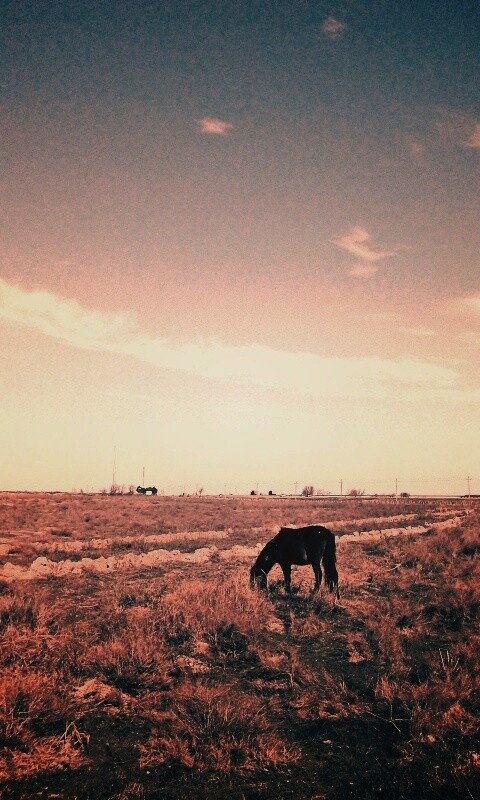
[274,525,331,562]
[277,525,331,544]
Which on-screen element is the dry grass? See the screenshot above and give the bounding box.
[138,680,301,773]
[0,493,478,799]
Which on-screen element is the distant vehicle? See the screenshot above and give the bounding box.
[136,486,158,495]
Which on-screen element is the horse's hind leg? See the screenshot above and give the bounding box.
[312,560,322,593]
[280,563,292,592]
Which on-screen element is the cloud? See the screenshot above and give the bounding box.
[0,280,135,348]
[367,311,401,323]
[453,293,480,314]
[197,117,233,136]
[441,294,480,337]
[401,327,436,338]
[0,278,473,402]
[465,294,480,311]
[406,139,426,160]
[333,227,395,263]
[348,263,378,278]
[333,226,396,277]
[465,122,480,148]
[322,16,347,39]
[459,331,480,345]
[435,109,480,149]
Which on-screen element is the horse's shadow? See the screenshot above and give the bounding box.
[266,579,339,635]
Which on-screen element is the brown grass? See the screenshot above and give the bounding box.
[0,493,478,799]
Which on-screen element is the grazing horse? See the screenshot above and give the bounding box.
[250,525,339,596]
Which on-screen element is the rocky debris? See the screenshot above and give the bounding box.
[176,655,210,674]
[337,516,462,545]
[338,525,429,544]
[218,544,262,559]
[265,617,285,634]
[74,678,128,707]
[0,544,231,580]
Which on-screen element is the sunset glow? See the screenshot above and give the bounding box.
[1,2,479,495]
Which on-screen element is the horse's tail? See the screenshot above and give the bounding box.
[322,530,339,597]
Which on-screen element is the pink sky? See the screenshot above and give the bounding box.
[1,3,479,495]
[1,272,479,495]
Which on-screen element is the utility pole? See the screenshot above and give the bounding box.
[112,446,117,487]
[395,477,398,497]
[142,466,145,486]
[340,479,343,497]
[466,475,471,498]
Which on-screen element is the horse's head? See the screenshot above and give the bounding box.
[250,548,275,590]
[250,563,268,590]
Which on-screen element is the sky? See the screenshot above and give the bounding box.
[1,0,479,495]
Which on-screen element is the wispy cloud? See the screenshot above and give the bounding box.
[459,331,480,345]
[197,117,233,136]
[333,227,395,262]
[465,294,480,311]
[435,109,480,149]
[322,16,347,40]
[405,139,426,160]
[401,327,436,338]
[441,294,480,342]
[0,278,472,402]
[465,122,480,148]
[454,293,480,314]
[348,263,379,278]
[0,280,135,347]
[333,226,396,277]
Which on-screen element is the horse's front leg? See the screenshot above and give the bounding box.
[312,560,322,593]
[280,562,292,593]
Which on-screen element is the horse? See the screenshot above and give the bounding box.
[250,525,339,597]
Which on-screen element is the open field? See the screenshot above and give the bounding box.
[0,493,478,800]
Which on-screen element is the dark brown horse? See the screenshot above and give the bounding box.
[250,525,339,596]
